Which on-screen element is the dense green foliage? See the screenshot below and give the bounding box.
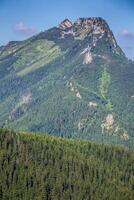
[0,129,134,200]
[0,18,134,147]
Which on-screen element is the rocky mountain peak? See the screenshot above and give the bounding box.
[59,17,110,33]
[58,17,117,49]
[75,17,105,27]
[59,19,73,30]
[74,17,112,36]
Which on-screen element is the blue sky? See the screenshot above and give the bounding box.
[0,0,134,60]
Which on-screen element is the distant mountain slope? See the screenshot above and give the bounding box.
[0,18,134,147]
[0,129,134,200]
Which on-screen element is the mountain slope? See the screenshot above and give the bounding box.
[0,18,134,147]
[0,129,134,200]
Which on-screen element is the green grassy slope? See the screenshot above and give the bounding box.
[0,129,134,200]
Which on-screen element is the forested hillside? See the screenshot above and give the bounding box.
[0,129,134,200]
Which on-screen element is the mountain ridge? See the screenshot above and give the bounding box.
[0,17,124,56]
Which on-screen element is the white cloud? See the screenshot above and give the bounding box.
[14,22,36,35]
[119,29,134,38]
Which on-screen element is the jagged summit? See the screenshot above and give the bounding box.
[58,17,117,49]
[75,17,106,26]
[58,17,112,35]
[59,19,73,29]
[59,17,108,31]
[74,17,109,33]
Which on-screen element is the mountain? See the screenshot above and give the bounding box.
[0,17,134,147]
[0,129,134,200]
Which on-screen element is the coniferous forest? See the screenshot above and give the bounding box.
[0,129,134,200]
